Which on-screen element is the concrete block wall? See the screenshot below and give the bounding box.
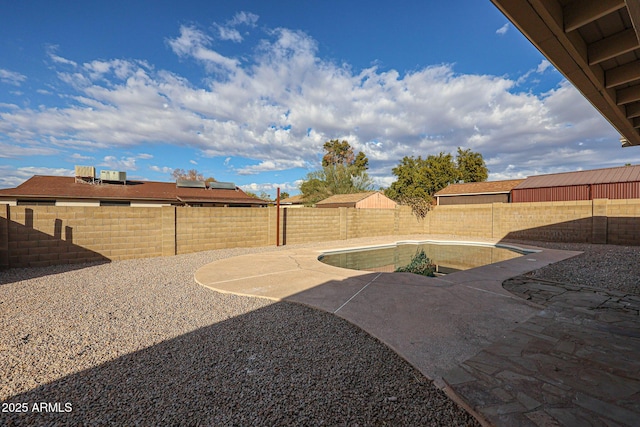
[396,206,429,235]
[606,199,640,245]
[2,206,164,268]
[346,208,396,239]
[428,204,493,237]
[2,199,640,269]
[0,205,8,269]
[280,208,342,244]
[493,201,593,242]
[175,207,272,254]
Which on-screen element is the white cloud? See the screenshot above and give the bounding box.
[229,11,259,27]
[1,23,634,189]
[240,181,298,193]
[214,11,259,42]
[70,153,94,161]
[216,26,243,42]
[99,153,152,171]
[0,69,27,86]
[189,159,198,165]
[46,45,78,67]
[100,156,138,170]
[167,25,239,71]
[0,142,59,158]
[536,59,552,73]
[0,166,74,188]
[236,159,308,175]
[149,165,173,174]
[496,23,509,35]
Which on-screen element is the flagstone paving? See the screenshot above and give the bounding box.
[443,277,640,426]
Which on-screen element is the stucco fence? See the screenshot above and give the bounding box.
[1,199,639,268]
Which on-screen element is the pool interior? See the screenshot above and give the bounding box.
[318,241,536,274]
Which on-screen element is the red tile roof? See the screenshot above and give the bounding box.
[0,176,266,205]
[434,180,525,197]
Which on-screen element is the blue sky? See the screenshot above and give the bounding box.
[2,0,638,197]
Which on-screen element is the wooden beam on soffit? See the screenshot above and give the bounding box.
[606,60,640,88]
[626,0,640,44]
[617,85,640,104]
[626,102,640,118]
[588,29,639,65]
[564,0,626,32]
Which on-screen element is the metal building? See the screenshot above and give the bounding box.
[511,165,640,202]
[434,180,525,205]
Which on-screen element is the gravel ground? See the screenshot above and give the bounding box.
[0,242,478,427]
[506,240,640,295]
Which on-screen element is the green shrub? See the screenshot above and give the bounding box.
[395,249,436,277]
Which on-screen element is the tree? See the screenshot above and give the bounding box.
[322,139,369,172]
[385,148,487,218]
[300,164,374,205]
[171,168,216,183]
[353,151,369,171]
[456,147,488,183]
[259,191,271,201]
[279,191,290,200]
[385,152,457,202]
[300,140,374,205]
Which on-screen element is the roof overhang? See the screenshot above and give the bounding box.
[177,196,267,205]
[437,191,512,197]
[490,0,640,147]
[0,194,176,203]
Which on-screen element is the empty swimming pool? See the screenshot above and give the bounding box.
[318,241,534,274]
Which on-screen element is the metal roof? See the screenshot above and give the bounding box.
[490,0,640,147]
[434,179,525,196]
[514,165,640,188]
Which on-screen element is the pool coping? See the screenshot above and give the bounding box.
[317,240,541,274]
[318,239,542,256]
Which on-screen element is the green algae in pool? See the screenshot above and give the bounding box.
[318,243,529,274]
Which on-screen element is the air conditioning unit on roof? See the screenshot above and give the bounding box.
[100,170,127,182]
[75,165,95,178]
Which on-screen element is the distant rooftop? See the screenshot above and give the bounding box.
[0,176,267,205]
[514,165,640,189]
[279,194,305,204]
[315,192,379,205]
[434,180,525,197]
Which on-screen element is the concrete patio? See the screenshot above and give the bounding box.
[195,235,640,426]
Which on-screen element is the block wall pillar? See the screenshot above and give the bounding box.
[162,206,176,256]
[0,204,9,269]
[592,199,608,244]
[339,207,348,240]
